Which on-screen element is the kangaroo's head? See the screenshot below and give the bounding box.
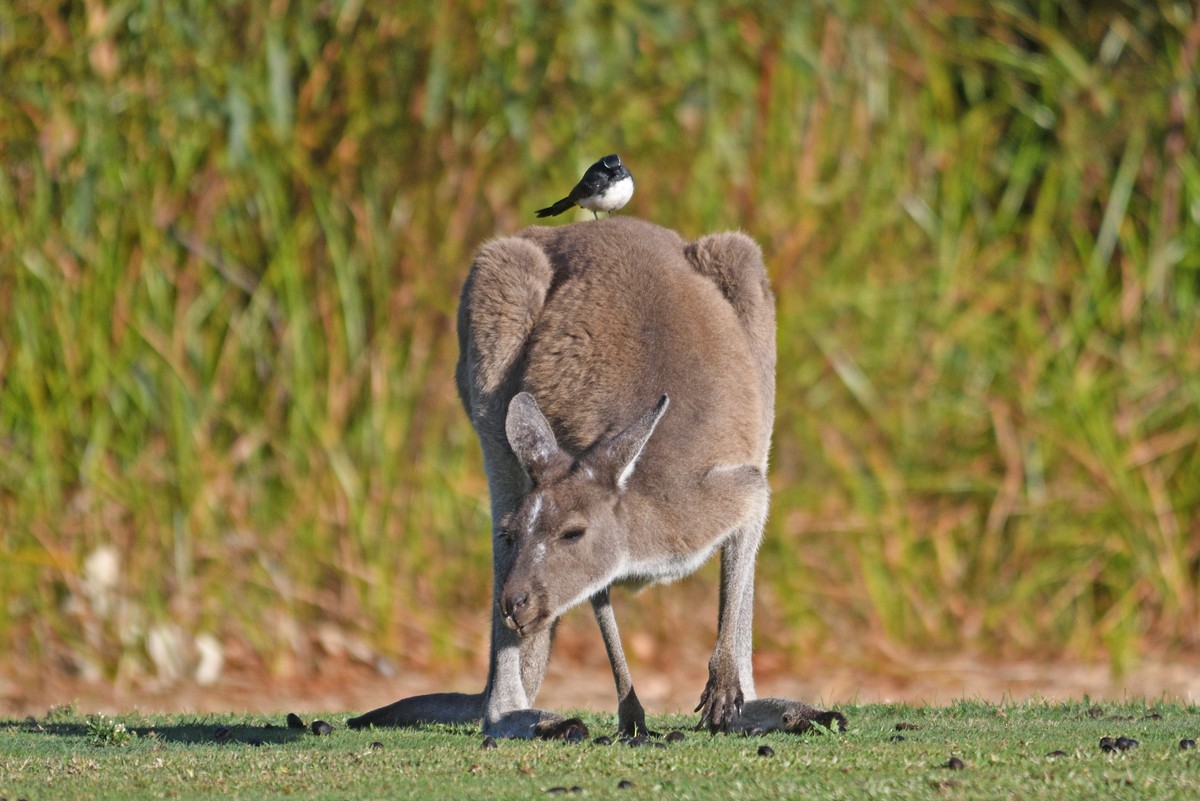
[497,391,669,637]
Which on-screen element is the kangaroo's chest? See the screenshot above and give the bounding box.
[618,539,722,589]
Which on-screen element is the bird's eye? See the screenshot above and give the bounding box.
[560,527,586,542]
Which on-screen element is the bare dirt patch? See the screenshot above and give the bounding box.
[5,648,1198,719]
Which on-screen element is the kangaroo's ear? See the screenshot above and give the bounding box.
[506,392,561,481]
[593,395,670,490]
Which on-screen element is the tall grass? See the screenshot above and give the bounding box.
[0,0,1197,686]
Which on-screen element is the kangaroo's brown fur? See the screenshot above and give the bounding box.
[349,217,844,739]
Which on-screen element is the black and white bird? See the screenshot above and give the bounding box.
[535,154,634,219]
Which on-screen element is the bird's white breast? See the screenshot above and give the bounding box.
[579,175,634,212]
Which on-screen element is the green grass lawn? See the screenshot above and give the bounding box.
[2,701,1198,800]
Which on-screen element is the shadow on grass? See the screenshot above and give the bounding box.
[5,717,312,747]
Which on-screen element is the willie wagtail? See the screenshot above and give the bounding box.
[535,154,634,219]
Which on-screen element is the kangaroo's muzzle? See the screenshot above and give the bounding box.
[500,588,548,636]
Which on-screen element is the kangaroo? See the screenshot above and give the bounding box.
[348,217,845,739]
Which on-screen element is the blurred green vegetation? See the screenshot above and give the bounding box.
[1,0,1198,688]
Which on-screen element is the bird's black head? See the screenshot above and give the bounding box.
[600,154,622,171]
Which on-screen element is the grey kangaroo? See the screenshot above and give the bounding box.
[349,217,845,739]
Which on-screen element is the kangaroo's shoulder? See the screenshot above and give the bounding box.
[682,231,774,334]
[457,236,554,399]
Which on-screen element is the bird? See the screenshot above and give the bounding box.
[535,154,634,219]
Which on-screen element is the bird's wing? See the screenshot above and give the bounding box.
[569,164,609,201]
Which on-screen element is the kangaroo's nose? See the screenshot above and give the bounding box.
[501,592,530,631]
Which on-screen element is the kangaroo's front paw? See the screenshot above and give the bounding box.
[694,674,744,733]
[533,717,589,742]
[616,688,655,738]
[616,713,657,739]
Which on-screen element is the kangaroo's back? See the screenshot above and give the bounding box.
[457,217,775,479]
[514,218,771,474]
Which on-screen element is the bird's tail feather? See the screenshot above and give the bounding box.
[535,197,575,218]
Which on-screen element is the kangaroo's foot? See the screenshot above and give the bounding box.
[486,708,589,741]
[346,692,483,730]
[731,697,847,735]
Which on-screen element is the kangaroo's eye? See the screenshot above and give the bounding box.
[560,527,586,542]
